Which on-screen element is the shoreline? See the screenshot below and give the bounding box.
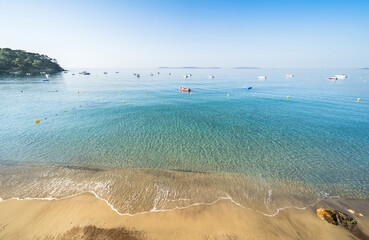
[0,162,339,217]
[1,162,368,217]
[0,189,319,218]
[1,162,368,239]
[1,192,368,240]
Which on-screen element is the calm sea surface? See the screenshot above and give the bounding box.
[0,68,368,215]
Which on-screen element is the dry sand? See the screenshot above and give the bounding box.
[0,193,368,240]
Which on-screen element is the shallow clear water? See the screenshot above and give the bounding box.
[0,68,368,215]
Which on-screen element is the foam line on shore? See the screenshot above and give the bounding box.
[0,190,325,218]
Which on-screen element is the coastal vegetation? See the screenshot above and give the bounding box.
[0,48,64,73]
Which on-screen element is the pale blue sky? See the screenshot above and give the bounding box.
[0,0,368,68]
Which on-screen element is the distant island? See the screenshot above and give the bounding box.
[158,66,260,70]
[232,67,259,69]
[0,48,64,73]
[158,67,221,69]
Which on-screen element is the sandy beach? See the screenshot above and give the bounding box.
[2,0,369,239]
[0,193,368,240]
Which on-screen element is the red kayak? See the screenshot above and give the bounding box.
[329,77,337,80]
[179,87,191,92]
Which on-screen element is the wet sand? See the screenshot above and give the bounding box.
[0,193,368,240]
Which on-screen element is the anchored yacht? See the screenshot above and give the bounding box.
[335,74,347,79]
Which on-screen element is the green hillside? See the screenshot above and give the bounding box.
[0,48,64,73]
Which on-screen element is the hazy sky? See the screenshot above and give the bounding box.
[1,0,368,68]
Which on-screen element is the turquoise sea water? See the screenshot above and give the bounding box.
[0,69,368,215]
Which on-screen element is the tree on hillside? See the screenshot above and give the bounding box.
[0,48,64,73]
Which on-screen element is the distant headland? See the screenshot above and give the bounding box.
[0,48,64,73]
[158,66,260,69]
[232,67,259,69]
[158,67,221,69]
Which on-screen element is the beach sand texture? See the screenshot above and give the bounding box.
[1,193,368,240]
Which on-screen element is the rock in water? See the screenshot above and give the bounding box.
[317,208,357,231]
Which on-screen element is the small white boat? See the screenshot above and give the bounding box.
[26,73,31,76]
[286,74,294,78]
[208,75,214,79]
[258,76,266,80]
[335,74,347,79]
[45,74,49,78]
[184,74,189,78]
